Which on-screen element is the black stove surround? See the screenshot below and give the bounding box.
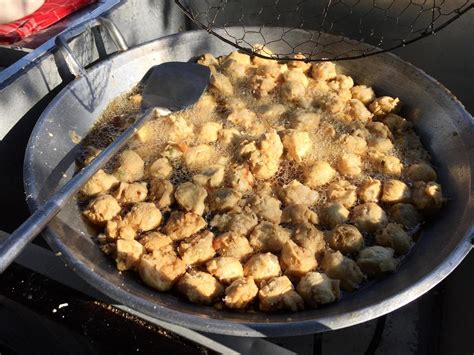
[0,1,472,353]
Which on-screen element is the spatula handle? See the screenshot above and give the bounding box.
[0,108,168,273]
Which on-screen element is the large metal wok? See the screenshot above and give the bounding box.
[23,19,474,336]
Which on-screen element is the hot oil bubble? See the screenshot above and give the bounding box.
[271,160,303,187]
[169,163,193,187]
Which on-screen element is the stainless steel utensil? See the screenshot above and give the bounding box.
[0,61,210,273]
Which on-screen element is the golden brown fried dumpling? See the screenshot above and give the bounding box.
[83,194,121,226]
[210,211,258,236]
[247,193,282,224]
[281,129,312,162]
[162,211,206,241]
[123,202,162,232]
[311,62,337,81]
[240,131,284,180]
[139,251,186,291]
[327,180,357,208]
[192,164,225,188]
[115,150,144,183]
[352,203,387,233]
[249,221,291,253]
[177,270,224,305]
[297,272,340,308]
[279,180,319,206]
[183,144,218,171]
[326,224,365,255]
[115,239,144,271]
[376,223,413,255]
[358,178,382,203]
[81,169,119,196]
[320,249,365,291]
[390,203,422,229]
[174,182,208,216]
[113,182,148,205]
[411,181,443,214]
[207,257,244,284]
[350,85,375,104]
[339,134,367,155]
[281,204,319,224]
[369,96,400,116]
[320,202,350,228]
[291,223,326,255]
[224,277,259,309]
[208,187,242,213]
[228,164,255,192]
[209,72,234,97]
[148,179,174,209]
[196,121,222,143]
[280,240,317,278]
[243,252,282,284]
[381,179,411,204]
[356,246,399,277]
[139,231,173,254]
[213,232,254,261]
[147,157,172,179]
[406,162,437,182]
[304,161,336,188]
[337,153,362,176]
[258,276,304,312]
[178,231,215,266]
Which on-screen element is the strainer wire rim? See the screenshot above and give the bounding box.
[174,0,473,62]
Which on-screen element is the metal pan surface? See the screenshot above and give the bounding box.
[24,28,474,336]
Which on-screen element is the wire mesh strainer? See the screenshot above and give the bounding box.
[175,0,473,61]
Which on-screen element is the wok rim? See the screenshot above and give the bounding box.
[23,28,474,337]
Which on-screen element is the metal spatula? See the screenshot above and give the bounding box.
[0,62,211,273]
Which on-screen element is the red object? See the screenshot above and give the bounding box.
[0,0,97,44]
